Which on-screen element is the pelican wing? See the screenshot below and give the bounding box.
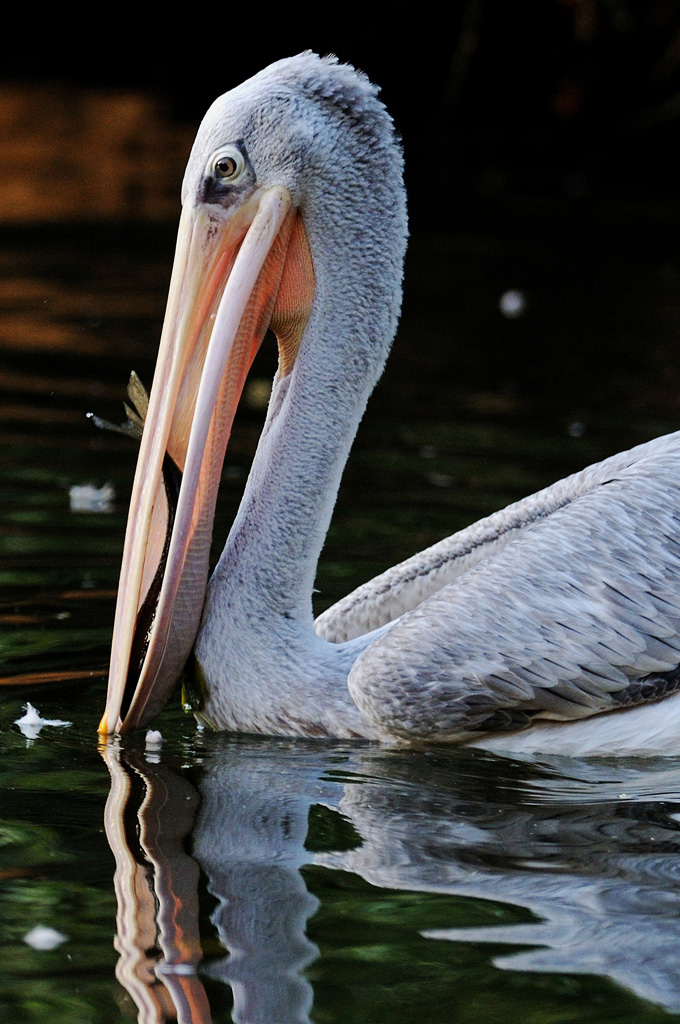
[316,434,680,644]
[346,432,680,742]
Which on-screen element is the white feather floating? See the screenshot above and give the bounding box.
[14,703,72,740]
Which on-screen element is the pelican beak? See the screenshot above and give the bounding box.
[99,185,313,733]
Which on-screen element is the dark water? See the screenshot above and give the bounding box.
[2,193,680,1022]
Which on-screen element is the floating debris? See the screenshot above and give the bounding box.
[145,729,163,762]
[69,482,115,513]
[14,703,72,740]
[23,926,68,951]
[499,288,527,319]
[426,472,453,489]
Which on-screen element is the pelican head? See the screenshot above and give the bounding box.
[99,53,407,734]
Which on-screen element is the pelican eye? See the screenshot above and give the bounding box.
[210,147,245,182]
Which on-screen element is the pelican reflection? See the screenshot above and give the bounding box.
[102,739,680,1021]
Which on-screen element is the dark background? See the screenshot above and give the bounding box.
[3,1,680,439]
[5,0,680,217]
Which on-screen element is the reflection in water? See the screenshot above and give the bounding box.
[323,753,680,1013]
[102,740,680,1021]
[193,751,320,1024]
[102,742,212,1023]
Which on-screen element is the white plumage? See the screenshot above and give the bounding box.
[101,54,680,754]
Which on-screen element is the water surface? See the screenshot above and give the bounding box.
[2,188,680,1022]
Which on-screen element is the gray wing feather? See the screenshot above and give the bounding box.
[347,432,680,742]
[317,432,680,643]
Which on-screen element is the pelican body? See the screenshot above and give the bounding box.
[100,54,680,754]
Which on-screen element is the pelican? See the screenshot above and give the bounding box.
[99,53,680,754]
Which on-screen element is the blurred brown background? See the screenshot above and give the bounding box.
[2,1,680,227]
